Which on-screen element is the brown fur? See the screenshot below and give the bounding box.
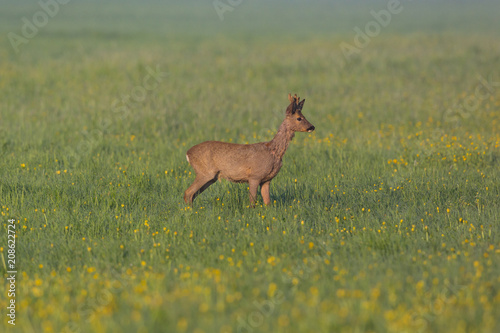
[184,94,315,206]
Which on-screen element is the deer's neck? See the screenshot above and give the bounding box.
[267,121,295,160]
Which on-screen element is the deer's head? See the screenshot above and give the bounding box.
[285,94,315,133]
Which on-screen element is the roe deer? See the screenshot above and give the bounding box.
[184,93,315,206]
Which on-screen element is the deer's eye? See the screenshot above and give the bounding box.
[297,117,302,121]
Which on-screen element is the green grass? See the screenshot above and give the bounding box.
[1,1,500,332]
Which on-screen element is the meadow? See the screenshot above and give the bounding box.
[0,1,499,332]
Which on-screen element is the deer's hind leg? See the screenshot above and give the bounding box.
[184,173,218,205]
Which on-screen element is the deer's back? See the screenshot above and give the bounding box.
[186,141,279,183]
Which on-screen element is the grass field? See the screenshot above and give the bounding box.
[1,1,500,332]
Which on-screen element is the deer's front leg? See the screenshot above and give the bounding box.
[260,181,271,205]
[248,179,259,207]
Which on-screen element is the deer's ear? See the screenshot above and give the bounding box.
[286,103,295,115]
[297,99,305,110]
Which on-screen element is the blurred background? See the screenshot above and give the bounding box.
[1,1,499,333]
[2,0,499,145]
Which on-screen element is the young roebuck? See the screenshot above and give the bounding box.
[184,94,315,206]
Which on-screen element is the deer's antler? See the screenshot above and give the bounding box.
[288,93,301,105]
